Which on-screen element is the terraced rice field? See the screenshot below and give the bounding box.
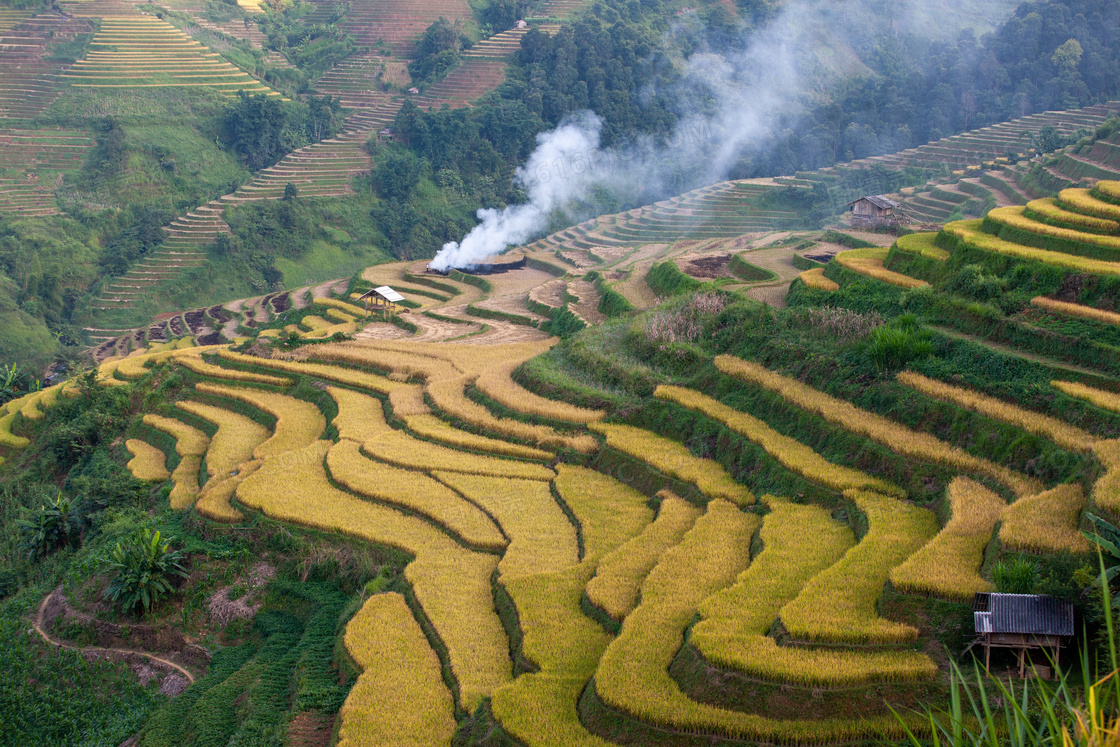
[340,0,472,56]
[529,181,803,253]
[0,13,95,121]
[0,128,95,215]
[60,15,281,96]
[14,186,1120,743]
[88,100,400,314]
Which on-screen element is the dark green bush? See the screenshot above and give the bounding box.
[992,556,1038,594]
[646,261,701,297]
[103,528,188,616]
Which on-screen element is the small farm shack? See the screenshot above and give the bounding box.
[846,195,901,228]
[972,592,1074,677]
[357,286,404,317]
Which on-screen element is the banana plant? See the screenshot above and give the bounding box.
[1083,513,1120,605]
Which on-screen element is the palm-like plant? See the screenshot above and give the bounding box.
[17,492,81,560]
[1084,513,1120,606]
[104,528,188,616]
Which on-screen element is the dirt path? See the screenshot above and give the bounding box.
[33,588,197,684]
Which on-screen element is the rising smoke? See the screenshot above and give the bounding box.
[428,112,603,272]
[429,0,998,271]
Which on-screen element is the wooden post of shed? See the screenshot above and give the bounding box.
[356,286,405,324]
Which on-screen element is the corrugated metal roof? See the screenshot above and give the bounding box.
[975,611,992,634]
[373,286,404,303]
[977,593,1074,636]
[847,195,900,210]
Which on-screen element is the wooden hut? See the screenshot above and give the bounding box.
[972,592,1074,677]
[846,195,901,228]
[356,286,404,317]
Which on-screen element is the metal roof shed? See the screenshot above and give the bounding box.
[356,286,405,315]
[972,592,1074,676]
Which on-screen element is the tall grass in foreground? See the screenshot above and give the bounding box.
[895,554,1120,747]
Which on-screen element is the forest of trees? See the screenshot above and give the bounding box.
[393,0,1120,188]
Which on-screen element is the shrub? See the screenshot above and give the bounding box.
[866,325,933,371]
[103,528,188,615]
[18,492,82,561]
[991,556,1038,594]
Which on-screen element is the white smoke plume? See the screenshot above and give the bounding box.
[429,0,1006,271]
[428,112,603,272]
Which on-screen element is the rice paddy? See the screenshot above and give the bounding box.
[779,489,939,645]
[890,477,1006,600]
[338,592,456,747]
[999,483,1091,554]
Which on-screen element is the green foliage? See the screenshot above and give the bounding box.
[645,261,701,297]
[103,528,188,616]
[541,306,587,338]
[409,17,464,88]
[259,4,355,82]
[866,321,934,372]
[223,92,305,171]
[38,374,133,472]
[1084,513,1120,605]
[17,493,81,561]
[991,556,1038,594]
[820,229,878,249]
[0,363,36,405]
[586,270,635,317]
[728,254,777,282]
[0,615,157,745]
[139,580,353,746]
